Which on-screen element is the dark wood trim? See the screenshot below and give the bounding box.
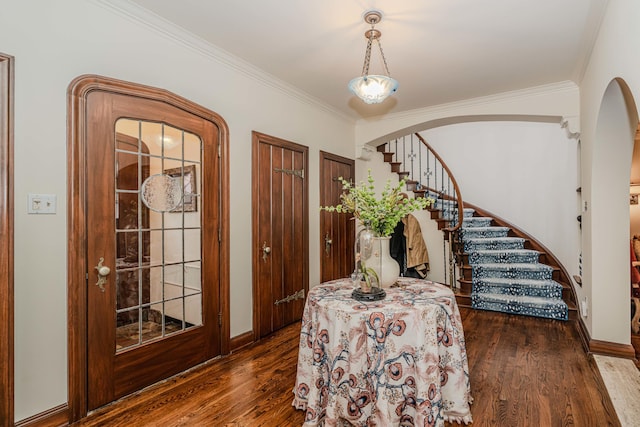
[576,316,591,354]
[14,404,68,427]
[576,315,637,360]
[318,151,354,169]
[589,339,637,359]
[229,331,254,353]
[251,133,259,343]
[0,53,14,427]
[67,75,230,422]
[67,74,89,421]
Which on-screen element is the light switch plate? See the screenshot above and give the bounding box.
[28,193,57,214]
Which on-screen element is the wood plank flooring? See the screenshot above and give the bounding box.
[72,307,620,427]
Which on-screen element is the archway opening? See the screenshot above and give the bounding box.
[591,78,638,349]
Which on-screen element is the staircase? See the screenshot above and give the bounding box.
[438,199,570,320]
[376,135,578,321]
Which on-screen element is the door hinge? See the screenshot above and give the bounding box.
[274,289,305,305]
[273,167,304,179]
[218,312,223,326]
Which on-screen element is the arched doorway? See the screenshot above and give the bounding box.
[629,127,640,360]
[590,78,638,352]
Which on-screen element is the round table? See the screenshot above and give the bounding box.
[292,277,473,426]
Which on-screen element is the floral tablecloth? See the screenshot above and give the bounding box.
[292,277,473,426]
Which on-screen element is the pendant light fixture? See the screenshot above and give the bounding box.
[348,10,399,104]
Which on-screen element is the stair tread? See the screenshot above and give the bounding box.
[473,262,552,270]
[467,249,539,255]
[461,226,509,231]
[474,292,567,305]
[464,237,524,243]
[474,277,562,287]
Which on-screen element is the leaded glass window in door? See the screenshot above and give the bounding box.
[114,119,202,351]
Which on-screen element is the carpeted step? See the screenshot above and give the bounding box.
[462,237,525,252]
[459,226,509,239]
[471,292,568,320]
[467,249,540,265]
[472,263,554,280]
[461,217,493,227]
[440,207,475,220]
[435,198,459,207]
[473,278,563,299]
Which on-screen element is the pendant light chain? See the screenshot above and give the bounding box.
[376,38,393,77]
[361,37,373,76]
[360,20,392,78]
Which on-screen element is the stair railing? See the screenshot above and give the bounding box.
[377,132,464,287]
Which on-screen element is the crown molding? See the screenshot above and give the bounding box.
[360,80,579,125]
[570,0,610,85]
[91,0,354,124]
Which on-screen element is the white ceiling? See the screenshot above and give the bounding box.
[127,0,608,120]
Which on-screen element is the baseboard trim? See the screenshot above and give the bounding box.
[230,330,254,353]
[15,404,68,427]
[574,316,636,359]
[576,317,591,353]
[589,339,637,359]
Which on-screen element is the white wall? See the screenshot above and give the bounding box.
[1,0,354,421]
[423,121,581,281]
[579,0,640,344]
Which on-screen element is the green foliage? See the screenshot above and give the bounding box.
[321,170,434,237]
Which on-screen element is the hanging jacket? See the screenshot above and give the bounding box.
[403,213,430,277]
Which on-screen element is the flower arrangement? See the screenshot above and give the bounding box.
[321,170,434,237]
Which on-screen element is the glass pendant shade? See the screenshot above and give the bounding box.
[348,74,399,104]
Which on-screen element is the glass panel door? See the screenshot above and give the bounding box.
[114,119,202,351]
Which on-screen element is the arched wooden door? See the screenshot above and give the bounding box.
[67,75,230,419]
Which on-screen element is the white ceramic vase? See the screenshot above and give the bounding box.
[366,236,400,288]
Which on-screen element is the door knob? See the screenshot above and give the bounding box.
[94,257,111,292]
[262,241,271,262]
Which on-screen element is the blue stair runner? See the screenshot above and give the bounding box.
[435,197,568,321]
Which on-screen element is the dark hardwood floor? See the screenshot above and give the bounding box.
[72,307,620,427]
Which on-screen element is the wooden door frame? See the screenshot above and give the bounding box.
[67,75,230,421]
[251,131,309,342]
[319,151,355,282]
[0,53,14,427]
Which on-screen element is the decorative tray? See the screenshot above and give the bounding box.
[351,287,386,302]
